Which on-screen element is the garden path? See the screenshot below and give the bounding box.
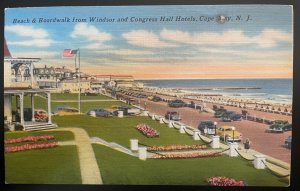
[48,127,103,184]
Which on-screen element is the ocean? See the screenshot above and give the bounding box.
[139,78,293,103]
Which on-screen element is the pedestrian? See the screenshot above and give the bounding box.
[244,138,251,153]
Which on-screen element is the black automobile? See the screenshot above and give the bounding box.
[188,101,202,109]
[152,96,162,102]
[113,106,131,115]
[268,120,291,132]
[165,111,181,121]
[197,120,216,135]
[282,124,292,131]
[214,108,227,118]
[221,111,242,122]
[168,99,187,108]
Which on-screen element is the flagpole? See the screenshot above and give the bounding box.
[78,48,81,114]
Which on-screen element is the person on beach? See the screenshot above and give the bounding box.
[244,138,251,153]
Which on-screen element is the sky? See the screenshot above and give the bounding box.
[4,5,293,79]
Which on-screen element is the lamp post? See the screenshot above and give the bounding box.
[214,121,217,136]
[232,126,235,142]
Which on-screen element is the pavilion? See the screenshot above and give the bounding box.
[4,39,57,131]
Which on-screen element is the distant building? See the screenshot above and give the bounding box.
[91,74,111,82]
[33,65,58,88]
[91,74,135,88]
[55,66,73,79]
[133,82,144,88]
[90,79,105,93]
[58,79,91,93]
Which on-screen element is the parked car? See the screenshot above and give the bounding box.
[188,101,202,109]
[197,120,216,135]
[168,99,187,108]
[152,96,162,102]
[34,109,48,122]
[214,108,227,118]
[217,126,242,142]
[165,111,181,121]
[64,89,71,93]
[113,106,140,115]
[282,123,292,131]
[267,120,290,133]
[53,106,80,116]
[24,108,48,122]
[221,111,242,122]
[284,136,292,149]
[221,115,232,122]
[84,91,98,96]
[87,107,112,117]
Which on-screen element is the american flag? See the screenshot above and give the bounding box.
[63,49,78,57]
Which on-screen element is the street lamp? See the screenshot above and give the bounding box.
[214,121,218,136]
[232,126,235,142]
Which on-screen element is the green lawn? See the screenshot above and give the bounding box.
[5,145,81,184]
[93,144,287,186]
[4,130,74,142]
[51,93,114,100]
[51,101,129,113]
[53,115,202,147]
[11,94,130,113]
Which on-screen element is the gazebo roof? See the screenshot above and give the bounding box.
[4,39,11,58]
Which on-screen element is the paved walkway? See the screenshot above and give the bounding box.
[47,127,103,184]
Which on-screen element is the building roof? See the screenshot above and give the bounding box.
[4,39,11,58]
[92,74,133,78]
[55,67,72,73]
[60,79,90,83]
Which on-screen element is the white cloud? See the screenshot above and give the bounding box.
[122,30,176,48]
[160,28,292,48]
[5,25,49,38]
[112,49,154,56]
[83,43,113,50]
[5,25,54,47]
[198,47,292,60]
[253,28,292,48]
[96,49,154,56]
[70,23,112,49]
[8,39,55,47]
[13,51,59,58]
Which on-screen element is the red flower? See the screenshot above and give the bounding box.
[207,176,246,186]
[147,144,207,151]
[136,123,159,138]
[5,135,55,144]
[152,150,221,159]
[5,142,58,153]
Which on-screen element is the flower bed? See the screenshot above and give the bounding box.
[207,176,246,186]
[5,142,58,153]
[136,123,159,138]
[147,144,207,151]
[152,150,221,159]
[4,135,55,144]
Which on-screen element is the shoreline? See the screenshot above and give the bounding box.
[141,85,292,113]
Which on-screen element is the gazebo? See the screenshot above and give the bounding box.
[4,40,57,131]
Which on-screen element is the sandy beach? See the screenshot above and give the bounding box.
[117,87,292,164]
